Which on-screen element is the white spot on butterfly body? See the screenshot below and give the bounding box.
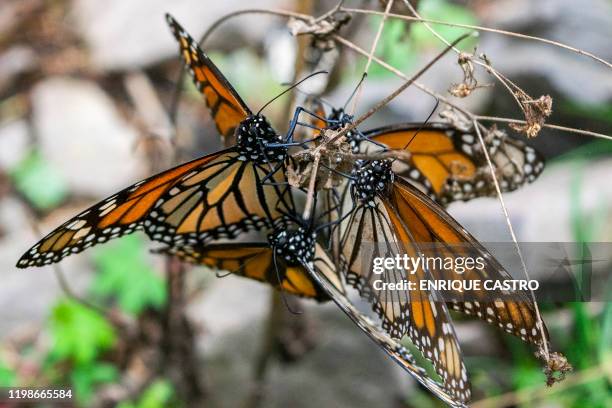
[462,134,474,143]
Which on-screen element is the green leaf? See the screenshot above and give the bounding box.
[559,100,612,125]
[71,362,118,404]
[136,379,175,408]
[552,139,612,163]
[49,299,117,365]
[600,301,612,361]
[116,379,175,408]
[0,359,16,387]
[370,19,415,78]
[512,365,542,390]
[9,149,68,210]
[411,0,478,51]
[92,235,166,315]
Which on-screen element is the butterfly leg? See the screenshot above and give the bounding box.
[283,106,339,144]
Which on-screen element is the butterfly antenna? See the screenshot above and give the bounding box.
[216,270,232,278]
[272,248,302,315]
[342,72,367,112]
[256,70,329,116]
[388,97,441,166]
[331,33,472,143]
[281,85,335,111]
[401,97,440,150]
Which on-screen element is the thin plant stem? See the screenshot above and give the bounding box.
[472,120,550,360]
[341,7,612,69]
[471,363,608,408]
[331,33,474,142]
[302,154,321,220]
[476,116,612,141]
[333,34,612,141]
[348,0,394,116]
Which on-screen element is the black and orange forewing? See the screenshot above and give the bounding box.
[17,152,222,267]
[364,123,545,205]
[167,14,251,141]
[158,242,337,301]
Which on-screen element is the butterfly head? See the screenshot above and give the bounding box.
[326,108,365,154]
[351,159,394,207]
[269,221,316,266]
[328,108,353,128]
[236,115,287,164]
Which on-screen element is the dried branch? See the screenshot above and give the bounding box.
[341,7,612,69]
[347,0,395,115]
[332,34,612,141]
[473,121,550,360]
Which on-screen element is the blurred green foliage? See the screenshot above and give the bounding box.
[118,379,175,408]
[0,359,16,387]
[47,299,119,403]
[369,19,414,78]
[28,236,168,405]
[70,362,119,404]
[410,0,478,50]
[553,139,612,163]
[560,101,612,125]
[92,235,166,315]
[48,299,117,365]
[368,0,478,78]
[9,149,68,210]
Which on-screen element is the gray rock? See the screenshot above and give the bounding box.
[478,0,612,103]
[0,120,30,170]
[0,198,93,340]
[72,0,284,71]
[478,0,612,59]
[447,157,612,282]
[0,46,37,90]
[31,77,146,197]
[448,157,612,242]
[190,275,415,407]
[187,273,270,352]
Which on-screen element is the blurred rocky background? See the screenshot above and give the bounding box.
[0,0,610,407]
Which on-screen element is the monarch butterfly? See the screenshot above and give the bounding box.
[168,16,249,142]
[16,15,294,268]
[314,106,545,206]
[301,254,468,408]
[331,149,556,401]
[156,216,344,302]
[363,122,545,205]
[337,160,471,403]
[163,210,469,407]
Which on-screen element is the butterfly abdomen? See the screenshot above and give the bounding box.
[351,159,395,207]
[269,223,316,267]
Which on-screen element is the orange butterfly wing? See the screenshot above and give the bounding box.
[365,123,544,205]
[391,176,548,346]
[18,148,292,268]
[338,191,470,403]
[17,152,222,268]
[144,151,292,246]
[303,258,467,407]
[161,242,344,302]
[167,14,251,141]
